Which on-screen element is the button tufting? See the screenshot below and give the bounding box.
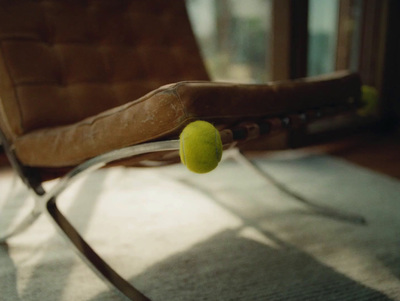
[0,0,209,133]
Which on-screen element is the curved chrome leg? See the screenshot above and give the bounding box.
[45,198,150,301]
[1,140,180,299]
[40,140,179,300]
[40,140,180,300]
[39,140,180,208]
[225,148,367,225]
[2,140,181,241]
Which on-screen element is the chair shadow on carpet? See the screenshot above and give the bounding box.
[88,227,393,301]
[88,169,395,301]
[2,164,398,300]
[0,176,29,301]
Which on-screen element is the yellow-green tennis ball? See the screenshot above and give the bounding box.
[358,85,379,116]
[179,121,223,174]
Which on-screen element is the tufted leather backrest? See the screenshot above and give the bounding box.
[0,0,208,141]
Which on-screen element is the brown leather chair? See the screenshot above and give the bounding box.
[0,1,362,300]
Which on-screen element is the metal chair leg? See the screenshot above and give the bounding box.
[224,148,366,225]
[1,140,180,300]
[45,197,151,301]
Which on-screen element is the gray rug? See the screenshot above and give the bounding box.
[1,152,400,301]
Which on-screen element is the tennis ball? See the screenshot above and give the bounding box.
[179,121,223,173]
[358,85,379,116]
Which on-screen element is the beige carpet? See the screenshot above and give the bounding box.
[1,151,400,301]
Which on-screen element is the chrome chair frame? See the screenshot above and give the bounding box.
[0,110,366,300]
[0,132,181,300]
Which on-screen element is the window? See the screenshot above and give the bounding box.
[186,0,398,130]
[186,0,390,95]
[307,0,340,76]
[186,0,272,83]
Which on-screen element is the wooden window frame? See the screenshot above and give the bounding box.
[271,0,308,80]
[271,0,398,124]
[269,0,399,145]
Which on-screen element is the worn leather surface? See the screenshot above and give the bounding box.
[0,0,361,173]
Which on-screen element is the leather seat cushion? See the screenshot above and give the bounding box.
[12,72,360,167]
